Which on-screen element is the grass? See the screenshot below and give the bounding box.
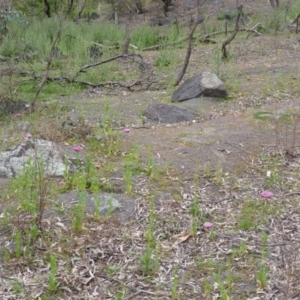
[237,200,281,231]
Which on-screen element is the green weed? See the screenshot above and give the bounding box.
[215,160,223,184]
[12,280,22,294]
[203,162,212,178]
[237,200,281,231]
[71,192,87,233]
[48,255,58,292]
[138,245,159,276]
[261,231,269,259]
[213,274,230,300]
[190,196,202,236]
[145,197,156,246]
[256,264,269,289]
[171,265,179,300]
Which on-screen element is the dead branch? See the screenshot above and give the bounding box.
[174,0,203,86]
[201,24,261,41]
[291,13,300,33]
[221,5,243,59]
[142,3,229,52]
[12,53,154,91]
[75,54,145,76]
[142,36,188,51]
[43,0,51,18]
[15,70,154,90]
[31,13,62,112]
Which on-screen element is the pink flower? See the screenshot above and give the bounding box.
[25,104,30,109]
[260,191,274,198]
[16,113,22,117]
[203,222,213,229]
[26,133,32,139]
[95,165,100,169]
[21,143,26,147]
[124,128,131,133]
[73,145,84,152]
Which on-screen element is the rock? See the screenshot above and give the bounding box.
[150,18,176,27]
[89,44,103,60]
[57,191,135,221]
[0,98,27,116]
[187,16,204,26]
[143,103,194,123]
[0,139,79,178]
[90,12,100,20]
[172,72,227,102]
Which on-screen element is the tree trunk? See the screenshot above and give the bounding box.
[43,0,51,17]
[269,0,279,9]
[67,0,74,16]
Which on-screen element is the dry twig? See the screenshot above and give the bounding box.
[221,5,243,59]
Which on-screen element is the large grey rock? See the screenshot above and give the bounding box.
[58,191,135,221]
[150,18,176,27]
[0,139,79,178]
[0,98,27,115]
[90,12,100,20]
[143,103,194,123]
[172,72,227,102]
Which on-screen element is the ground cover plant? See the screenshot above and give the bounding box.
[1,0,300,299]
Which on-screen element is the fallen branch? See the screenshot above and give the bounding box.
[75,54,144,76]
[200,25,261,41]
[15,71,153,90]
[141,36,188,51]
[13,53,154,91]
[142,25,261,52]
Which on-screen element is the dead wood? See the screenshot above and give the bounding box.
[174,0,203,86]
[43,0,51,18]
[12,54,153,91]
[221,5,243,59]
[142,36,188,51]
[201,24,261,41]
[31,13,62,112]
[77,0,86,19]
[142,5,262,53]
[292,13,300,33]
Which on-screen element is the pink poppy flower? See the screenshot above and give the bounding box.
[21,143,26,147]
[260,191,274,198]
[73,145,84,152]
[26,133,32,139]
[203,222,213,229]
[16,113,21,117]
[95,165,100,169]
[124,128,131,133]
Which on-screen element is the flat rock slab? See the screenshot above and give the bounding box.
[0,139,79,178]
[172,72,227,102]
[143,103,194,123]
[58,191,135,221]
